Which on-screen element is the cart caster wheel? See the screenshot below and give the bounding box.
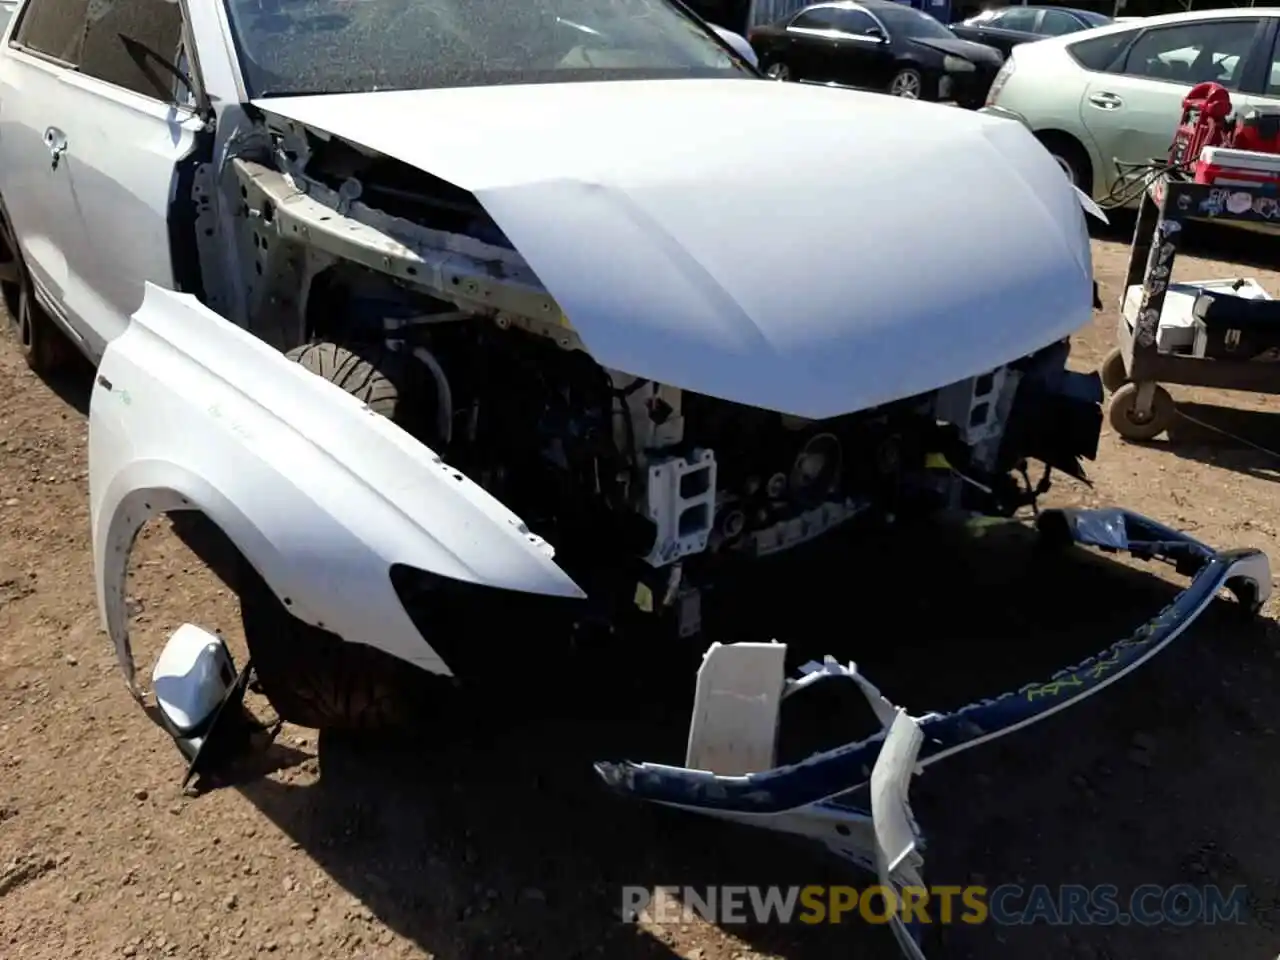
[1108,382,1175,442]
[1099,347,1129,394]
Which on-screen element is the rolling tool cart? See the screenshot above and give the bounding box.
[1103,173,1280,442]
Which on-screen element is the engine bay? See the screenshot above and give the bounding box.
[209,115,1105,638]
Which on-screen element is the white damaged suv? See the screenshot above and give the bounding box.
[0,0,1268,952]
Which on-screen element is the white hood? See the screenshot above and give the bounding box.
[254,80,1095,419]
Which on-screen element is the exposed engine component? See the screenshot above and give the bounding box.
[295,269,1096,594]
[642,450,717,567]
[226,124,1104,642]
[789,432,843,503]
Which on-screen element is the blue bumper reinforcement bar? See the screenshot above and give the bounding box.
[595,507,1271,958]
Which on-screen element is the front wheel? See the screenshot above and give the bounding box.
[239,557,439,731]
[888,68,925,100]
[241,339,445,730]
[764,60,792,81]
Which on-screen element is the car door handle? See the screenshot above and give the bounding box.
[1088,91,1123,110]
[43,126,67,170]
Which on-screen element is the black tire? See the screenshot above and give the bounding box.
[1035,132,1093,194]
[1107,382,1175,442]
[239,559,444,731]
[286,338,443,440]
[1099,346,1129,394]
[0,208,72,375]
[285,340,403,419]
[242,339,445,730]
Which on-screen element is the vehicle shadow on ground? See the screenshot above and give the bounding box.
[165,511,904,958]
[165,511,1267,960]
[1157,400,1280,485]
[239,718,913,960]
[919,595,1278,960]
[39,350,94,416]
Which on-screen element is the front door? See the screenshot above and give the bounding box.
[780,7,844,82]
[0,0,99,352]
[827,6,895,91]
[50,0,208,360]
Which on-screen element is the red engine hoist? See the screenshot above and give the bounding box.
[1169,82,1280,186]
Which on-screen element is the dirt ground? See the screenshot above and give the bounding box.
[4,220,1280,960]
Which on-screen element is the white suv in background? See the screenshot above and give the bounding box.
[982,8,1280,202]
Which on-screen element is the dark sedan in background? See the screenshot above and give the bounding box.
[748,0,1005,108]
[948,5,1112,56]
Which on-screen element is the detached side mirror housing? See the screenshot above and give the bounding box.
[151,623,264,790]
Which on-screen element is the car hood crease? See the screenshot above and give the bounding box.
[254,79,1095,418]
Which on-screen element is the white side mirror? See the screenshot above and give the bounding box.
[152,623,236,736]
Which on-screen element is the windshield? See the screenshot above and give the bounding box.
[225,0,752,98]
[874,5,954,40]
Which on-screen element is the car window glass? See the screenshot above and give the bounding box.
[1120,20,1258,89]
[1076,10,1113,28]
[1039,9,1080,36]
[1265,25,1280,96]
[74,0,185,100]
[13,0,91,64]
[790,8,837,30]
[1067,28,1135,71]
[229,0,746,97]
[992,7,1038,31]
[831,7,876,35]
[872,3,953,39]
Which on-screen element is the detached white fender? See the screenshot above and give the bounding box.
[90,283,586,696]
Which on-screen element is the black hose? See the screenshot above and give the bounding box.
[1099,159,1178,211]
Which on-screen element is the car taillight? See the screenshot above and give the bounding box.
[985,57,1016,107]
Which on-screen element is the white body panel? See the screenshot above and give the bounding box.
[684,641,788,776]
[255,79,1096,418]
[0,48,89,342]
[90,284,585,694]
[52,75,203,358]
[0,43,202,361]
